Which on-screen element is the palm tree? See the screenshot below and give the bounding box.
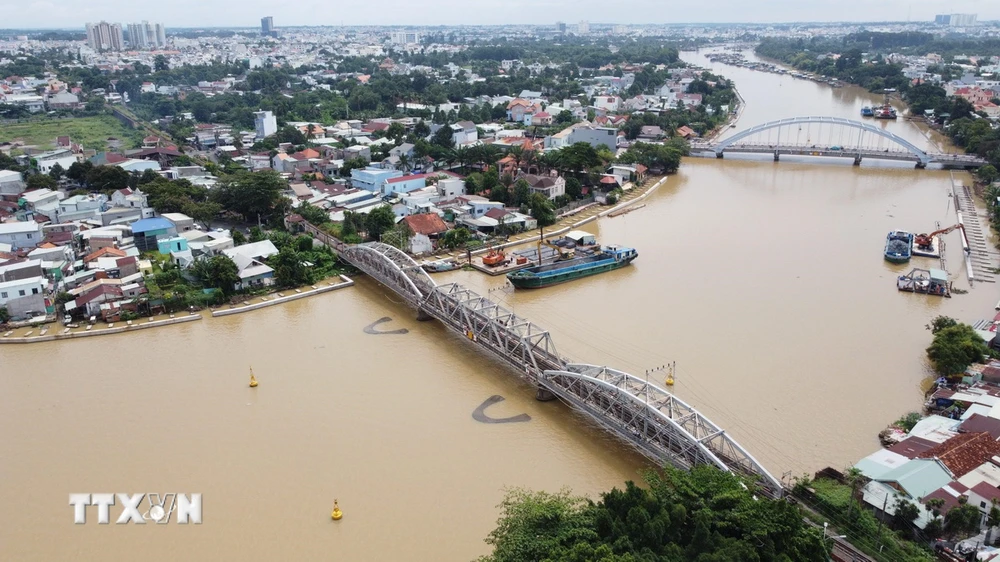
[521,149,538,174]
[397,153,411,173]
[844,467,864,520]
[480,145,502,170]
[507,146,524,171]
[454,146,472,173]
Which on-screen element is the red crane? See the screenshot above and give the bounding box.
[915,224,963,250]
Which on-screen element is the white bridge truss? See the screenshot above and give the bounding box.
[541,364,783,498]
[324,239,783,496]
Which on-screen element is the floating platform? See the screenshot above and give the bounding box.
[912,236,941,259]
[897,267,951,298]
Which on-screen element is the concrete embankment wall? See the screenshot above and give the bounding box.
[471,176,669,256]
[211,276,354,317]
[0,314,203,344]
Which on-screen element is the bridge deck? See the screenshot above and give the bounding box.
[305,223,783,497]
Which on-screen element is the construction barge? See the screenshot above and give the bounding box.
[897,268,951,297]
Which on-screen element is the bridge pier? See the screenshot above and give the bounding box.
[535,386,557,402]
[853,155,862,166]
[715,152,724,159]
[416,308,434,321]
[773,151,779,162]
[915,161,927,169]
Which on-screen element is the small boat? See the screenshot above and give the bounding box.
[874,103,897,120]
[884,230,913,263]
[861,106,874,117]
[507,245,637,289]
[422,259,459,273]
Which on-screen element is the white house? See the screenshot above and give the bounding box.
[594,96,622,112]
[0,170,25,196]
[0,275,46,320]
[451,121,478,145]
[254,110,277,139]
[33,149,78,174]
[0,221,43,249]
[111,187,149,209]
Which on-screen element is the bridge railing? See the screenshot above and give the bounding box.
[541,364,784,498]
[305,222,783,497]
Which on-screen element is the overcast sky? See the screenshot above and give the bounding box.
[4,0,998,28]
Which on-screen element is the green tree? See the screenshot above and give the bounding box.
[0,306,9,323]
[977,164,998,185]
[480,465,827,562]
[211,170,290,224]
[340,157,369,177]
[154,55,169,73]
[926,322,991,376]
[66,161,93,182]
[26,173,57,190]
[527,192,556,226]
[269,245,310,287]
[191,255,240,295]
[892,498,920,531]
[413,120,430,138]
[364,205,396,241]
[182,201,222,228]
[386,122,405,141]
[565,177,583,200]
[943,498,982,540]
[85,165,130,191]
[512,178,532,207]
[296,201,331,225]
[432,124,455,149]
[232,229,247,246]
[48,163,65,181]
[927,315,958,334]
[440,227,471,249]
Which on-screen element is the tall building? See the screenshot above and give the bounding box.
[950,13,977,26]
[577,20,590,34]
[254,111,277,139]
[935,13,977,26]
[127,21,166,49]
[389,31,421,45]
[261,16,274,37]
[556,21,566,34]
[85,22,124,52]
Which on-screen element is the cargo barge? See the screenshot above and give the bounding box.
[506,245,637,289]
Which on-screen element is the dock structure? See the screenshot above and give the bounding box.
[952,181,997,284]
[304,222,784,498]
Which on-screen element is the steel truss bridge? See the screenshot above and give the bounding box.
[693,116,987,169]
[305,223,783,498]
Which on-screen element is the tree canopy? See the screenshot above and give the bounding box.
[210,170,290,225]
[480,466,826,562]
[926,317,991,376]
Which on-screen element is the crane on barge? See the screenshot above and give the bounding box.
[915,224,963,250]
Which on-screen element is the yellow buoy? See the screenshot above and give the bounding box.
[331,499,343,521]
[249,367,258,388]
[665,376,674,386]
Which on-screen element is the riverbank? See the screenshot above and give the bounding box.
[0,275,355,344]
[463,175,669,275]
[211,275,354,317]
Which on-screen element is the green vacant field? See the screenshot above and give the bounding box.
[0,115,142,152]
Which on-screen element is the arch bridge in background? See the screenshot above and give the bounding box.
[713,116,932,165]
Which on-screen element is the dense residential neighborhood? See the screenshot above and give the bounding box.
[0,25,728,325]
